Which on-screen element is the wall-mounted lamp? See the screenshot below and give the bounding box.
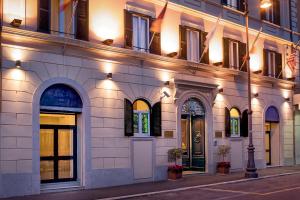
[253,69,262,74]
[253,93,259,98]
[167,52,178,58]
[106,73,112,80]
[213,62,223,67]
[218,88,224,93]
[164,81,170,86]
[161,91,170,98]
[10,19,22,28]
[285,97,290,102]
[102,39,114,46]
[15,60,21,69]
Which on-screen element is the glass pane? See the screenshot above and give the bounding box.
[133,16,139,50]
[133,100,149,111]
[133,113,139,133]
[181,119,188,154]
[40,114,76,125]
[142,113,149,134]
[265,152,270,164]
[140,18,148,51]
[231,118,239,136]
[40,129,54,157]
[58,160,73,179]
[40,161,54,181]
[265,133,270,149]
[58,129,73,156]
[265,123,271,131]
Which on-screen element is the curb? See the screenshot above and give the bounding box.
[97,171,300,200]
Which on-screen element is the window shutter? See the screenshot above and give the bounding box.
[38,0,50,33]
[124,99,134,137]
[179,25,187,60]
[200,31,209,64]
[124,10,133,49]
[275,52,283,79]
[274,0,281,25]
[149,18,161,55]
[238,0,245,12]
[225,107,230,137]
[223,38,230,68]
[151,102,162,137]
[239,42,247,72]
[221,0,227,5]
[76,0,89,41]
[263,49,269,76]
[240,110,248,137]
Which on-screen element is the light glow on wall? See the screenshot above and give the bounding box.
[10,68,25,81]
[161,30,179,55]
[209,38,223,63]
[250,54,261,72]
[285,65,293,79]
[160,71,170,82]
[103,62,114,74]
[91,12,120,41]
[11,48,23,61]
[3,0,25,25]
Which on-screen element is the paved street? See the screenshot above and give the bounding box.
[128,173,300,200]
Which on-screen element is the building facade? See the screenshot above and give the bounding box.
[0,0,299,198]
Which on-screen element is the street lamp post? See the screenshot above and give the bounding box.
[244,0,272,178]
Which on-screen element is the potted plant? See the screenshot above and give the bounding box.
[216,145,231,174]
[167,148,183,180]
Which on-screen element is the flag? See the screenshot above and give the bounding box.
[199,15,221,62]
[150,1,168,33]
[287,46,297,73]
[249,27,263,54]
[60,0,76,12]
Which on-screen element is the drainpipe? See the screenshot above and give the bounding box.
[289,0,293,43]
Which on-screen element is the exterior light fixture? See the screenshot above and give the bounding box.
[253,69,262,74]
[10,19,22,28]
[167,52,178,58]
[260,0,272,9]
[213,62,223,66]
[161,91,170,98]
[164,81,170,86]
[102,39,114,46]
[285,97,290,102]
[106,73,112,80]
[218,88,224,93]
[15,60,21,69]
[253,93,259,98]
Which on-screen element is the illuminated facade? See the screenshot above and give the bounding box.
[0,0,299,198]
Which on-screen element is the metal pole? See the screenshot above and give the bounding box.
[245,0,258,178]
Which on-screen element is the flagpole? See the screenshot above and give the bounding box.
[149,32,156,49]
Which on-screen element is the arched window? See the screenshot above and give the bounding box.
[230,108,240,137]
[133,100,150,136]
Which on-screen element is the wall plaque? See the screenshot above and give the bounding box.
[215,131,223,138]
[164,131,174,138]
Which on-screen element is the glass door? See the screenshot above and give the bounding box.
[40,114,77,183]
[265,122,271,166]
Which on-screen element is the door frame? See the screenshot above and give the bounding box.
[265,122,271,166]
[40,122,77,183]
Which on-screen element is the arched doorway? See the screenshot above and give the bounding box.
[181,98,205,171]
[39,84,83,183]
[265,106,280,166]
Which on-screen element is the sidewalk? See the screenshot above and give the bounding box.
[3,165,300,200]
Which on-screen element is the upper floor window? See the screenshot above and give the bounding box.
[223,38,246,71]
[179,25,209,64]
[132,15,149,52]
[263,49,282,78]
[38,0,89,41]
[124,10,161,55]
[261,0,280,26]
[221,0,245,12]
[187,28,200,62]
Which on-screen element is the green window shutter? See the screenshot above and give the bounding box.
[124,10,133,49]
[225,107,230,137]
[149,18,161,55]
[179,25,187,60]
[263,49,269,76]
[223,38,230,68]
[150,102,162,137]
[38,0,50,33]
[200,31,209,64]
[76,0,89,41]
[239,42,247,72]
[124,99,134,137]
[240,110,248,137]
[275,52,283,79]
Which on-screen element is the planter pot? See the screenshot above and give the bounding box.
[168,170,182,180]
[216,162,231,174]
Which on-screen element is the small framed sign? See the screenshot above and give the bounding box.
[164,131,174,138]
[215,131,223,138]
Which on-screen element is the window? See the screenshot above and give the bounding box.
[261,0,280,25]
[187,29,200,62]
[133,100,150,136]
[221,0,245,12]
[230,108,240,137]
[227,0,238,8]
[229,41,239,69]
[133,15,149,52]
[58,0,76,37]
[267,51,276,77]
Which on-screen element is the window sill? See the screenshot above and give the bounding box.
[262,20,281,28]
[222,5,245,15]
